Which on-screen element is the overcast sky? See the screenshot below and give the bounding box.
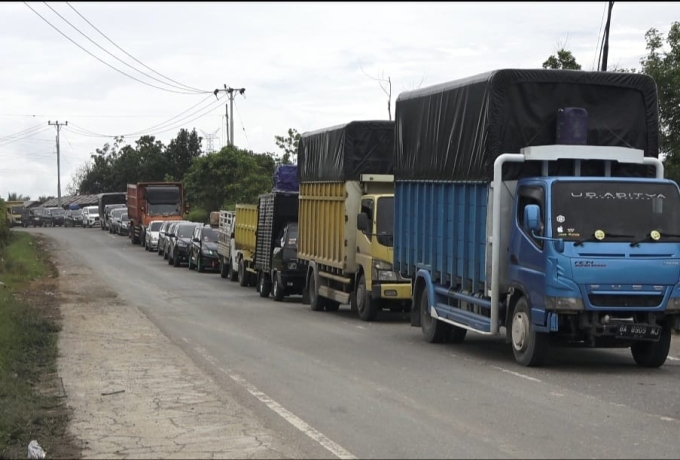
[0,1,677,201]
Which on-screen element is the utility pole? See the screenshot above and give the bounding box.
[600,1,614,71]
[214,85,246,147]
[48,120,67,207]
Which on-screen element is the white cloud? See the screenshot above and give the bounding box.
[0,1,676,199]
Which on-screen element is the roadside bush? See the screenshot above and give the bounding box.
[186,208,209,224]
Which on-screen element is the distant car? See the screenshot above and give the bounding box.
[188,225,219,272]
[163,222,182,260]
[144,220,164,252]
[43,207,66,227]
[23,208,45,227]
[65,209,83,227]
[109,208,127,234]
[157,221,172,257]
[168,222,200,267]
[117,213,130,236]
[102,204,126,231]
[82,206,100,228]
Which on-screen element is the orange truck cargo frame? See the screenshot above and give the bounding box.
[127,181,187,245]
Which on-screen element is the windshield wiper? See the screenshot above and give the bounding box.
[630,231,680,247]
[574,232,634,247]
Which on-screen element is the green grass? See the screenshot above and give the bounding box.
[0,232,65,459]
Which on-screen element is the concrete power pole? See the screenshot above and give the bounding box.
[214,85,246,147]
[48,120,68,207]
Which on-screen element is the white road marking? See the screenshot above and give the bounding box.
[492,366,542,383]
[182,337,189,343]
[660,416,676,422]
[193,346,356,460]
[667,356,679,362]
[355,325,366,330]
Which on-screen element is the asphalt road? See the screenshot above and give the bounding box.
[24,226,680,459]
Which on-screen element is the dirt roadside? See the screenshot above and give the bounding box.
[46,235,295,459]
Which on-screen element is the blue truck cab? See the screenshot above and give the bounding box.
[394,69,680,367]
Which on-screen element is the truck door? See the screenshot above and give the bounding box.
[509,184,547,311]
[356,198,375,282]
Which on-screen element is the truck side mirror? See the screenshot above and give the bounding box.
[523,204,541,233]
[357,213,369,232]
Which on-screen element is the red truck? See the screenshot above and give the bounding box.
[127,182,187,245]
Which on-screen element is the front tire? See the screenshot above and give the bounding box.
[272,274,285,302]
[420,288,450,343]
[258,272,271,297]
[238,259,249,287]
[356,273,378,322]
[219,257,228,278]
[511,297,549,367]
[309,274,324,311]
[229,260,238,282]
[631,326,671,368]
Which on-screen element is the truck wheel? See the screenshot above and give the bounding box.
[511,297,549,367]
[309,275,324,311]
[219,258,229,278]
[356,273,378,322]
[419,288,450,343]
[258,273,271,298]
[272,274,285,302]
[238,259,249,287]
[229,260,238,282]
[631,326,671,368]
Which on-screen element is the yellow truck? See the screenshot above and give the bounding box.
[297,121,412,321]
[233,204,258,287]
[5,201,25,227]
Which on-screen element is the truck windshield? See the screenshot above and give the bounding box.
[10,206,23,214]
[376,197,394,247]
[148,203,180,216]
[551,181,680,242]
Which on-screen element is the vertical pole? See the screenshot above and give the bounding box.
[48,121,67,207]
[225,103,230,146]
[229,88,235,147]
[601,1,614,71]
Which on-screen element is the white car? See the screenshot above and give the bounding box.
[144,220,165,252]
[82,206,100,228]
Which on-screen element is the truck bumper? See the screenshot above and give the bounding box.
[280,272,306,291]
[372,282,412,301]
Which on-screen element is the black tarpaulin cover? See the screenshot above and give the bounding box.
[298,121,394,182]
[145,186,180,204]
[395,69,659,181]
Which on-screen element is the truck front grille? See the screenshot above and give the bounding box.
[588,294,663,308]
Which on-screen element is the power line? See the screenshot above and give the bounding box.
[592,2,607,71]
[0,124,46,141]
[23,2,206,95]
[234,98,251,150]
[65,1,208,94]
[42,2,207,95]
[0,126,53,147]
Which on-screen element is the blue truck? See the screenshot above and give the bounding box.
[393,69,680,367]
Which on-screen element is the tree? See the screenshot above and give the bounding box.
[542,48,582,70]
[184,146,276,212]
[7,192,30,201]
[640,22,680,182]
[165,128,202,181]
[38,195,54,203]
[274,128,301,165]
[361,66,392,120]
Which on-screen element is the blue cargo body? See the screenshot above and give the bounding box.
[395,181,488,291]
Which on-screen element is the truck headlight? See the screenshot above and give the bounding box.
[372,260,392,271]
[287,262,298,270]
[545,296,584,311]
[378,270,398,282]
[666,298,680,311]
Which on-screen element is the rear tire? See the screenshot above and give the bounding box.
[238,259,248,287]
[309,275,324,311]
[631,326,671,368]
[220,258,229,278]
[229,260,238,282]
[511,297,549,367]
